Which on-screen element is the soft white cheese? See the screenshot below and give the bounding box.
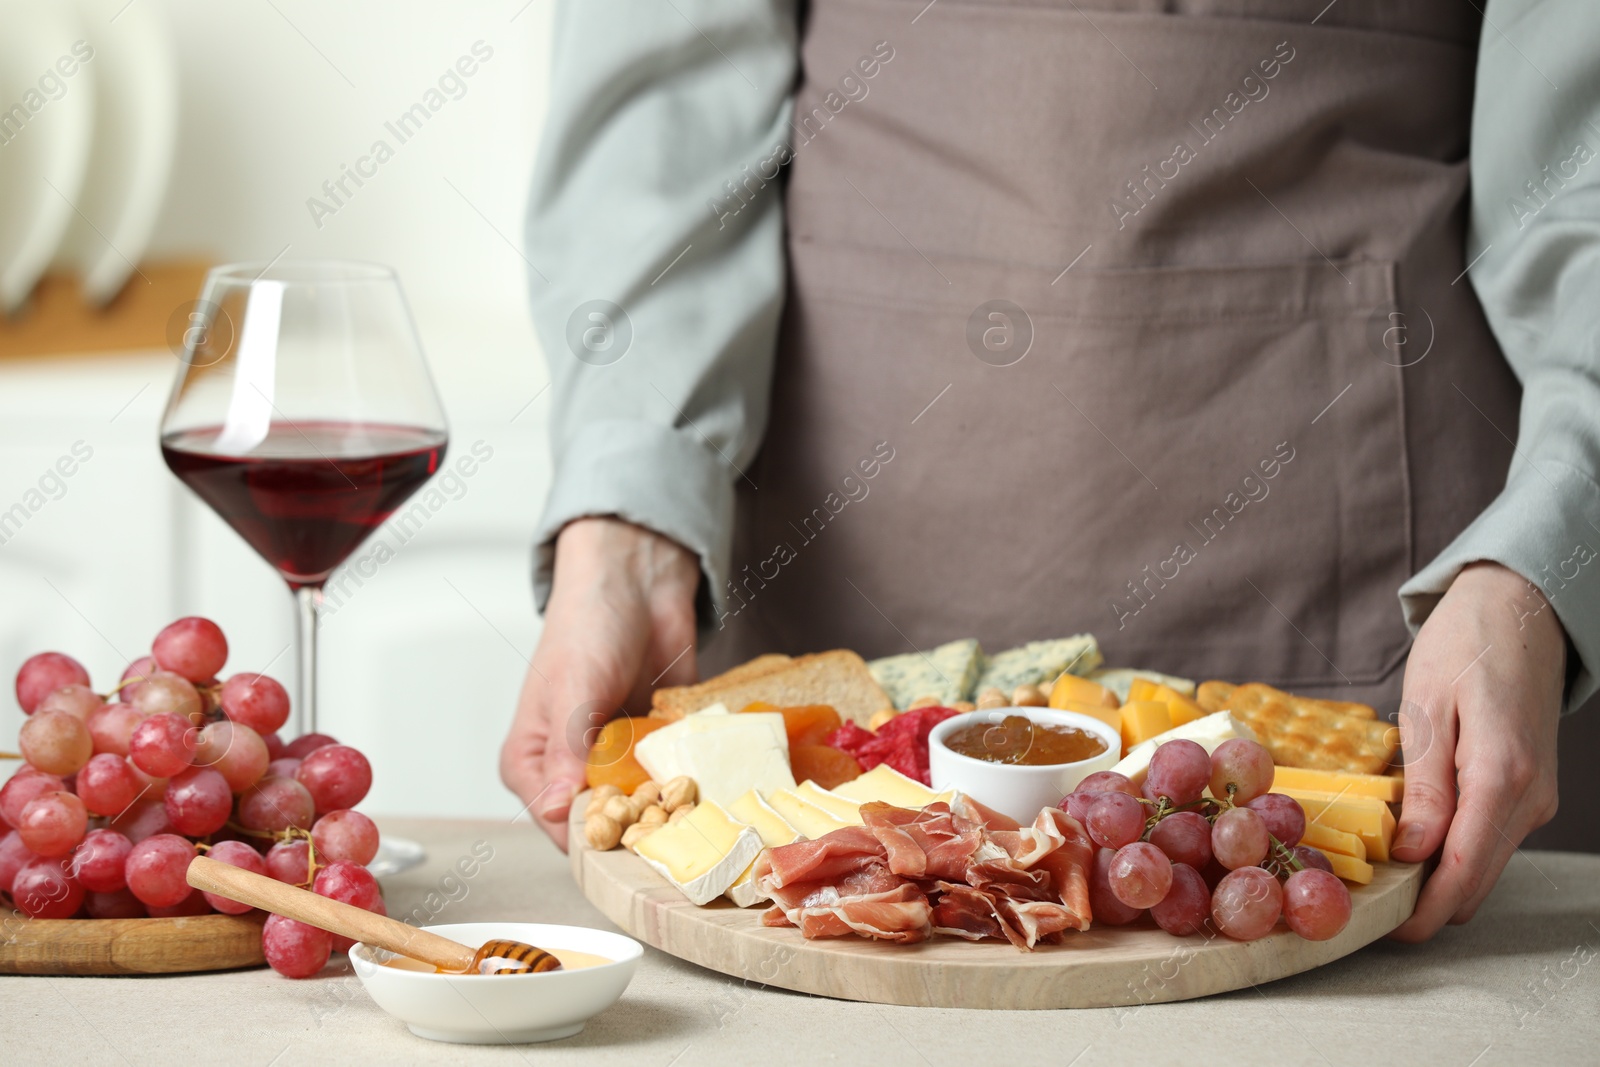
[634,712,793,806]
[633,801,765,906]
[1110,711,1256,784]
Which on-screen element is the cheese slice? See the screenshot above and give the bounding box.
[1049,674,1120,711]
[1301,821,1365,860]
[1282,788,1395,859]
[1119,700,1172,752]
[632,801,764,905]
[1270,765,1403,804]
[832,764,942,808]
[724,790,802,907]
[1052,698,1123,736]
[1128,679,1205,727]
[793,781,867,826]
[1111,711,1253,784]
[766,789,851,840]
[633,711,794,806]
[1325,850,1374,885]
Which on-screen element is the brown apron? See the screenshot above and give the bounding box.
[706,0,1520,712]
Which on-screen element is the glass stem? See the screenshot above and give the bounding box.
[294,585,324,738]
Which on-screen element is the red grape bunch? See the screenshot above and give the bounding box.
[2,618,384,978]
[1060,737,1353,942]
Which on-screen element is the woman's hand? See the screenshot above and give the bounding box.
[499,517,700,849]
[1389,561,1565,941]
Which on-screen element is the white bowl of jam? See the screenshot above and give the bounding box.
[349,922,642,1044]
[928,708,1121,824]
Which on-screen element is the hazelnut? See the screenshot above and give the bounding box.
[584,813,622,851]
[867,707,898,731]
[631,780,662,806]
[668,803,694,824]
[584,784,622,818]
[908,695,941,710]
[1012,684,1048,707]
[976,687,1008,710]
[951,700,976,713]
[602,794,637,827]
[638,804,669,826]
[621,822,659,852]
[660,776,697,813]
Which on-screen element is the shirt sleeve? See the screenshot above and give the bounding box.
[1397,0,1600,710]
[524,0,799,623]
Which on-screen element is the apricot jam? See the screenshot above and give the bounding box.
[943,714,1107,766]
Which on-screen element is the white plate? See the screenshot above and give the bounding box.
[0,0,96,313]
[55,0,178,306]
[350,922,642,1044]
[367,833,427,878]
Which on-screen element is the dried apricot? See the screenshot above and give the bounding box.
[741,703,842,748]
[585,716,666,794]
[790,744,863,789]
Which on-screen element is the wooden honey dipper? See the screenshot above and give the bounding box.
[186,855,561,975]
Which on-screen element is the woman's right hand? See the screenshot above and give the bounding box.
[499,516,701,849]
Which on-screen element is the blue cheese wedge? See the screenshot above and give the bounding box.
[868,638,984,709]
[1089,668,1196,702]
[975,635,1102,694]
[1110,711,1256,785]
[632,801,764,905]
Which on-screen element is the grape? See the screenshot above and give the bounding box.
[1108,842,1173,909]
[1144,739,1210,806]
[109,798,176,843]
[1245,793,1306,847]
[1086,792,1146,850]
[150,893,214,917]
[265,839,313,885]
[19,709,93,775]
[1212,806,1270,869]
[124,833,196,907]
[238,776,315,832]
[75,754,144,817]
[87,888,148,918]
[1,769,64,829]
[1076,770,1139,797]
[37,684,104,723]
[1148,810,1213,868]
[87,703,145,757]
[128,712,199,778]
[0,829,34,891]
[194,720,269,792]
[1212,866,1284,941]
[262,913,331,978]
[295,745,372,814]
[1150,862,1210,935]
[1282,868,1352,940]
[1089,847,1145,925]
[116,655,157,703]
[164,767,233,836]
[313,860,382,910]
[15,652,91,714]
[152,616,229,682]
[11,856,85,918]
[201,840,268,914]
[1209,738,1274,803]
[283,732,338,760]
[262,732,286,760]
[220,673,291,734]
[1292,845,1334,874]
[71,828,134,892]
[130,672,202,723]
[312,810,380,866]
[267,757,302,780]
[17,791,88,856]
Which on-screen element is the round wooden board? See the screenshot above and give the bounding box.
[569,794,1422,1009]
[0,913,267,975]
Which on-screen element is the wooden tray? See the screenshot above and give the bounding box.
[569,795,1422,1009]
[0,913,266,975]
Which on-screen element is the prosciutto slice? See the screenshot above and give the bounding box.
[761,799,1094,950]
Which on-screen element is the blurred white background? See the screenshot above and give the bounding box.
[0,0,559,819]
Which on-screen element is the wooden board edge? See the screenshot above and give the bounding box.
[0,912,267,976]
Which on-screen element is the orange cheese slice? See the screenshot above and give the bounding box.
[1325,850,1374,885]
[1280,788,1395,861]
[1049,674,1120,711]
[1270,765,1403,803]
[1300,821,1365,860]
[1119,701,1172,754]
[1052,698,1122,736]
[1128,679,1205,727]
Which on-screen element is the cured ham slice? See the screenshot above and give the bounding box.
[764,798,1093,951]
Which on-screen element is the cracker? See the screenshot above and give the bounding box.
[1223,683,1397,774]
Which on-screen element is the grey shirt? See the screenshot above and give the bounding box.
[525,0,1600,710]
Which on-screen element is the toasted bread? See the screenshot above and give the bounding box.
[651,650,891,726]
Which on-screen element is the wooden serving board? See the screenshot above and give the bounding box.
[569,794,1422,1009]
[0,913,266,975]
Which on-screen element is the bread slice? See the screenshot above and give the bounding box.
[651,650,891,726]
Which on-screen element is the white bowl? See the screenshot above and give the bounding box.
[929,707,1122,824]
[350,922,642,1044]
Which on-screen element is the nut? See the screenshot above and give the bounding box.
[660,776,697,813]
[584,784,622,818]
[908,694,941,710]
[631,780,662,806]
[621,822,659,852]
[976,687,1008,710]
[584,813,622,851]
[951,700,976,713]
[867,707,898,731]
[602,794,637,827]
[638,804,669,827]
[1012,684,1048,707]
[668,803,695,824]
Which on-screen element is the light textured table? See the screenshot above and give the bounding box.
[2,818,1596,1065]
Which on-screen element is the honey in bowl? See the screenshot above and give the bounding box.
[381,948,613,973]
[942,714,1108,766]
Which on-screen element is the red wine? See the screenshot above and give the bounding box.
[162,422,448,588]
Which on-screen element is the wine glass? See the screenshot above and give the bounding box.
[159,261,447,869]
